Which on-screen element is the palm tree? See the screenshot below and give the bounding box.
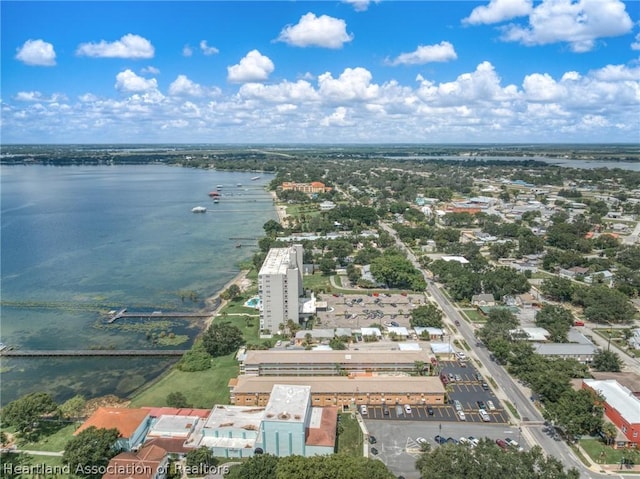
[602,422,617,446]
[414,360,425,376]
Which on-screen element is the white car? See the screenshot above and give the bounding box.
[416,437,428,445]
[459,437,470,445]
[486,400,496,411]
[360,405,368,415]
[455,351,467,361]
[453,399,463,412]
[457,410,466,421]
[404,404,412,414]
[478,409,491,422]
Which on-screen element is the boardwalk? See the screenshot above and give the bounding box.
[107,309,211,323]
[0,349,187,358]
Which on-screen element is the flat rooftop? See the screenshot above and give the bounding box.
[147,415,200,437]
[584,379,640,424]
[263,384,311,423]
[259,247,296,276]
[203,405,265,431]
[243,349,431,364]
[234,375,446,395]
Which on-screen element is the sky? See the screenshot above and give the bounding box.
[1,0,639,144]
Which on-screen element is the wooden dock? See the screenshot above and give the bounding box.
[0,349,187,358]
[107,309,211,323]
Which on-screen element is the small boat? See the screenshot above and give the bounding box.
[191,206,207,213]
[217,184,223,189]
[251,176,261,181]
[208,191,220,197]
[213,199,219,203]
[237,183,242,187]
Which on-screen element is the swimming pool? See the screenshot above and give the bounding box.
[244,296,261,309]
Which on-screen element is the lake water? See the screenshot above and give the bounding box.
[0,165,277,405]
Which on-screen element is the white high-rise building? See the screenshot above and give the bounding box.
[258,244,304,332]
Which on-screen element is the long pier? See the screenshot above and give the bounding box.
[107,309,211,323]
[0,349,187,358]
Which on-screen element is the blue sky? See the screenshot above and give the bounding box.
[2,0,639,144]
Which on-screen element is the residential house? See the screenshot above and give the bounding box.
[414,327,444,340]
[102,444,168,479]
[75,407,150,451]
[471,294,496,307]
[584,270,614,286]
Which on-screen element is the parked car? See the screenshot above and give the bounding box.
[404,404,412,414]
[416,437,428,445]
[505,438,522,450]
[360,405,368,415]
[368,436,377,444]
[455,351,466,361]
[448,373,456,382]
[574,320,585,326]
[434,435,447,444]
[459,437,470,445]
[454,374,462,381]
[486,400,496,411]
[479,409,491,422]
[427,405,435,416]
[495,439,509,450]
[468,436,480,447]
[476,400,486,410]
[396,405,404,416]
[475,373,482,381]
[453,400,463,412]
[446,437,458,444]
[383,405,389,415]
[481,382,490,390]
[391,321,399,327]
[370,447,379,455]
[457,410,466,421]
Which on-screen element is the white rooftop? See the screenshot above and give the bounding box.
[387,326,409,336]
[259,246,299,276]
[263,384,310,423]
[583,379,640,424]
[510,327,549,341]
[431,342,455,354]
[398,342,422,351]
[414,326,444,336]
[203,405,265,431]
[441,256,469,264]
[360,327,382,337]
[148,415,200,438]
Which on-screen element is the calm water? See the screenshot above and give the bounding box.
[0,165,277,405]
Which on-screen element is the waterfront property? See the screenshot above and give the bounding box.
[228,375,446,407]
[75,407,151,451]
[239,349,433,376]
[103,444,169,479]
[258,244,306,332]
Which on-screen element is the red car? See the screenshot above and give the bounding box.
[495,439,509,450]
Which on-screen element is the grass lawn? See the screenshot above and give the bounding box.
[303,273,333,292]
[462,309,486,322]
[336,414,363,457]
[17,423,77,452]
[129,353,239,408]
[217,313,263,346]
[222,297,259,315]
[580,438,630,465]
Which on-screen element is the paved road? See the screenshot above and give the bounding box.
[379,221,622,479]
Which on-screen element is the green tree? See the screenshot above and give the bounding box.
[59,394,86,422]
[591,349,622,372]
[221,283,241,300]
[535,305,574,342]
[62,427,120,479]
[545,388,603,437]
[540,276,575,302]
[0,392,58,440]
[166,391,191,408]
[319,256,336,275]
[177,344,212,371]
[602,422,618,445]
[185,446,218,474]
[225,454,279,479]
[410,304,443,328]
[415,442,579,479]
[202,322,244,357]
[263,219,284,237]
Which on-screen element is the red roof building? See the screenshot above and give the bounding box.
[102,444,168,479]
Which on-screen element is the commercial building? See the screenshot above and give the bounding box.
[532,343,598,363]
[229,375,446,408]
[258,244,304,332]
[240,349,433,376]
[102,444,168,479]
[583,379,640,448]
[281,181,332,194]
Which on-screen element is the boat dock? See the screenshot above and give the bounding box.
[0,349,187,358]
[107,309,211,323]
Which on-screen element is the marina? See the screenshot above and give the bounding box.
[106,308,212,323]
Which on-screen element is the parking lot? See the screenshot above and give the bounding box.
[364,420,524,479]
[361,360,509,424]
[316,292,426,330]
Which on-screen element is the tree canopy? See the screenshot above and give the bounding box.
[410,304,443,328]
[535,305,574,342]
[415,442,579,479]
[591,349,622,372]
[62,427,121,479]
[0,392,58,440]
[201,321,244,357]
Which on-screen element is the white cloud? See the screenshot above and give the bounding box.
[318,67,379,102]
[389,41,457,66]
[632,32,640,51]
[199,40,219,55]
[183,45,193,57]
[523,73,566,101]
[169,75,205,97]
[115,69,158,92]
[238,80,319,103]
[343,0,378,12]
[501,0,633,52]
[76,34,154,59]
[227,50,274,83]
[463,0,532,25]
[141,66,160,75]
[277,12,353,48]
[320,106,352,126]
[590,64,640,81]
[15,39,56,66]
[15,91,66,102]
